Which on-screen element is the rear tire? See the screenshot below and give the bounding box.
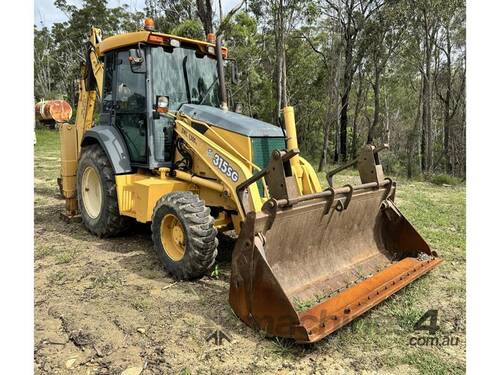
[77,144,132,237]
[151,192,218,280]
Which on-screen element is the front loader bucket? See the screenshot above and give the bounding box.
[229,180,441,343]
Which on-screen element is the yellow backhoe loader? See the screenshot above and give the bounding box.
[58,19,441,343]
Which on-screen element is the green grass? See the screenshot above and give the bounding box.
[268,337,298,359]
[34,129,61,186]
[385,280,427,331]
[55,250,77,264]
[47,270,67,285]
[88,272,123,290]
[429,174,463,186]
[35,128,60,155]
[131,297,153,312]
[402,351,465,375]
[35,244,57,260]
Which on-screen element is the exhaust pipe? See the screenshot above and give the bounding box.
[215,34,228,111]
[282,106,300,169]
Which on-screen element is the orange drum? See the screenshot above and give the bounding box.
[35,100,72,123]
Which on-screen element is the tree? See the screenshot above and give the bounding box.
[327,0,384,162]
[145,0,196,33]
[33,0,466,178]
[196,0,214,35]
[46,0,142,99]
[434,0,465,175]
[34,27,56,100]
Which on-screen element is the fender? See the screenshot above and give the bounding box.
[81,126,132,174]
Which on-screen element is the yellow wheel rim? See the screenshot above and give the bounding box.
[160,214,186,261]
[81,165,102,219]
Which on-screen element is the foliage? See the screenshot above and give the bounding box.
[34,0,466,177]
[35,0,143,101]
[171,19,205,39]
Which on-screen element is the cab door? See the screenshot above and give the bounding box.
[111,49,148,165]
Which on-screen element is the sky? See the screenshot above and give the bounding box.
[34,0,242,28]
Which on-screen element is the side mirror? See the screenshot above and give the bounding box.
[129,44,146,73]
[231,61,239,84]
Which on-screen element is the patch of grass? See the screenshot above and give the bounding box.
[35,129,60,155]
[293,292,337,312]
[347,317,380,337]
[181,316,200,329]
[445,280,466,296]
[402,350,465,375]
[55,250,77,264]
[88,272,122,290]
[293,297,316,312]
[47,270,67,285]
[131,297,152,312]
[34,129,60,184]
[35,245,56,260]
[34,196,51,206]
[268,337,297,358]
[326,313,391,351]
[429,174,463,186]
[396,182,465,253]
[210,264,220,278]
[385,280,427,332]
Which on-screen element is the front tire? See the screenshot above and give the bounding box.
[77,144,132,237]
[152,192,218,280]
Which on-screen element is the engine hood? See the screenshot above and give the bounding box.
[179,104,285,138]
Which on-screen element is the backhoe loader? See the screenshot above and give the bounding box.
[58,19,441,343]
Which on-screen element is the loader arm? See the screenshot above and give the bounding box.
[173,117,263,219]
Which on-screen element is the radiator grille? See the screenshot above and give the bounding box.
[251,137,286,196]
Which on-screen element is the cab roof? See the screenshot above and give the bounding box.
[96,31,228,57]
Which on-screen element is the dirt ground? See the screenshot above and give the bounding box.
[34,129,466,374]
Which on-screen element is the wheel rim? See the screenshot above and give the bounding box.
[160,214,186,261]
[81,165,103,219]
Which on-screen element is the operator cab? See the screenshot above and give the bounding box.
[96,19,227,170]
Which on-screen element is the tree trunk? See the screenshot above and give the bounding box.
[319,29,341,170]
[408,83,423,178]
[197,0,213,35]
[367,66,381,144]
[274,0,286,122]
[443,28,453,174]
[351,69,364,159]
[218,0,223,24]
[281,41,288,107]
[421,9,434,173]
[340,75,351,161]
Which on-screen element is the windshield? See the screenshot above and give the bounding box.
[151,45,220,111]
